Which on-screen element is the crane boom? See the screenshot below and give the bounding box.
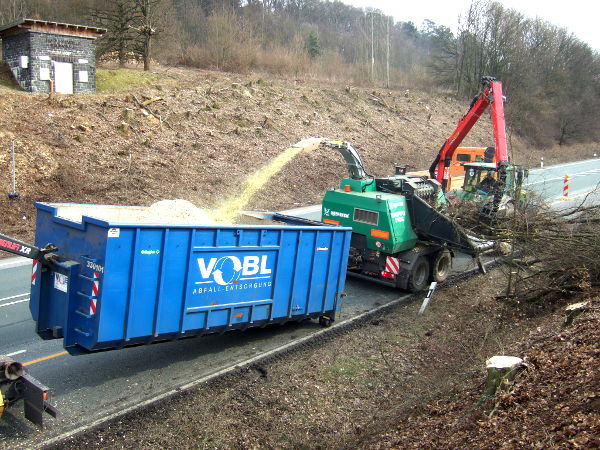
[429,77,508,191]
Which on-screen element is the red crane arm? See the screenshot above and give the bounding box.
[489,81,508,164]
[429,77,508,191]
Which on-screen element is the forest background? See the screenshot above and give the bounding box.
[0,0,599,147]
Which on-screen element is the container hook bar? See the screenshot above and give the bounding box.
[0,232,57,262]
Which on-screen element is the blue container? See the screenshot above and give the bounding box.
[29,203,351,354]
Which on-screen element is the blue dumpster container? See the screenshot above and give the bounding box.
[29,203,351,354]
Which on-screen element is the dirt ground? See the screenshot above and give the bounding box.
[50,268,599,449]
[1,66,598,246]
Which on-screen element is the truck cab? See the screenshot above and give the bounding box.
[448,162,529,218]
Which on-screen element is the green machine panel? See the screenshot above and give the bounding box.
[322,183,418,253]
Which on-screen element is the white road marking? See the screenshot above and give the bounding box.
[6,349,26,357]
[526,170,600,186]
[0,257,32,269]
[535,159,600,170]
[0,292,29,302]
[0,298,29,308]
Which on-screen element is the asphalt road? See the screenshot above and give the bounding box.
[1,157,599,446]
[525,158,600,209]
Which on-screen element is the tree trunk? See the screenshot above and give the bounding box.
[119,45,127,68]
[144,34,151,71]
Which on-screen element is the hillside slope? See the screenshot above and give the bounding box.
[0,66,592,243]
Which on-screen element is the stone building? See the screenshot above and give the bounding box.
[0,18,106,94]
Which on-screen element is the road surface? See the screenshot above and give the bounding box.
[525,158,600,209]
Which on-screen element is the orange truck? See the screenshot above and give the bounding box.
[410,146,496,190]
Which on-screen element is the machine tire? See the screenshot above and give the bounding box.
[319,316,332,327]
[431,250,451,283]
[407,256,430,292]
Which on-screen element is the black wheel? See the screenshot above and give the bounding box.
[431,250,451,283]
[319,316,332,327]
[407,256,430,292]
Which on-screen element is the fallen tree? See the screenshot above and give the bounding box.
[446,188,600,302]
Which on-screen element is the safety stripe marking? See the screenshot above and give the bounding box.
[89,272,100,315]
[92,272,100,296]
[31,260,38,285]
[385,256,400,274]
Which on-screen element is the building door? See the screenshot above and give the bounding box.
[53,61,73,94]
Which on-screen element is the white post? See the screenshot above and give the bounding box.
[11,141,17,197]
[418,281,437,315]
[540,157,544,168]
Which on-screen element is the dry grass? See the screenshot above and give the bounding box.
[0,62,20,91]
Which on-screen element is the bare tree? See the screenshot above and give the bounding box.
[446,189,600,302]
[0,0,27,23]
[130,0,162,71]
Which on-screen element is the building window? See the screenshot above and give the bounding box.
[39,67,50,80]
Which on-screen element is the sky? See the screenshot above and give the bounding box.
[341,0,600,52]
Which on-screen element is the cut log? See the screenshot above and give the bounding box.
[0,355,24,381]
[481,355,524,401]
[142,96,163,106]
[564,301,590,327]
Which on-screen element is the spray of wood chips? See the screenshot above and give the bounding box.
[208,137,323,224]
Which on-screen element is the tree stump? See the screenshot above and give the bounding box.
[121,107,135,122]
[117,121,131,135]
[481,355,524,402]
[564,301,590,327]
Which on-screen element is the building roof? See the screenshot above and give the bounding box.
[0,18,106,39]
